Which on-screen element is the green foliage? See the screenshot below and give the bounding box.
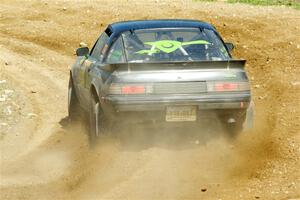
[227,0,300,9]
[193,0,300,9]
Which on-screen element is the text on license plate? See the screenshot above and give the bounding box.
[166,106,197,122]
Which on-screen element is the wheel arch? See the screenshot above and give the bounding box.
[90,75,104,104]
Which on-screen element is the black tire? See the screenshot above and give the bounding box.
[68,77,81,122]
[223,122,243,139]
[89,93,108,146]
[244,102,254,131]
[220,110,246,139]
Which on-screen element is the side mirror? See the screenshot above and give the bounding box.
[225,42,235,52]
[76,47,89,56]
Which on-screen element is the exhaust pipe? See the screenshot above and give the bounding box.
[227,118,236,123]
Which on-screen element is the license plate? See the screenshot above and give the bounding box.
[166,106,197,122]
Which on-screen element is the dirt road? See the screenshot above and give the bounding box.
[0,0,299,199]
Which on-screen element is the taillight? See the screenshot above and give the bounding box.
[207,82,250,92]
[109,84,152,95]
[122,85,145,94]
[215,83,238,91]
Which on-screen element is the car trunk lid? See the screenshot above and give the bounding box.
[108,60,247,83]
[105,60,249,95]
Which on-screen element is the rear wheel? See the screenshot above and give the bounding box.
[89,94,108,146]
[68,77,81,122]
[243,101,255,131]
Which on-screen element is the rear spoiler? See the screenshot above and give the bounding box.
[104,60,246,72]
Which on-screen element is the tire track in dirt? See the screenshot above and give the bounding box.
[0,39,69,161]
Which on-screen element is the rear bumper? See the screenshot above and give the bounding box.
[104,92,251,111]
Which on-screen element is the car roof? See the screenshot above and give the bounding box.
[108,19,216,35]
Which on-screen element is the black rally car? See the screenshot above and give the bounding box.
[68,19,254,143]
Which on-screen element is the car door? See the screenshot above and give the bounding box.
[77,32,109,108]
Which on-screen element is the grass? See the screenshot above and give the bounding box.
[194,0,300,9]
[228,0,300,9]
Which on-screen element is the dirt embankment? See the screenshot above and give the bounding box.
[0,0,299,200]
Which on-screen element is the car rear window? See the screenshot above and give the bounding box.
[122,28,230,63]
